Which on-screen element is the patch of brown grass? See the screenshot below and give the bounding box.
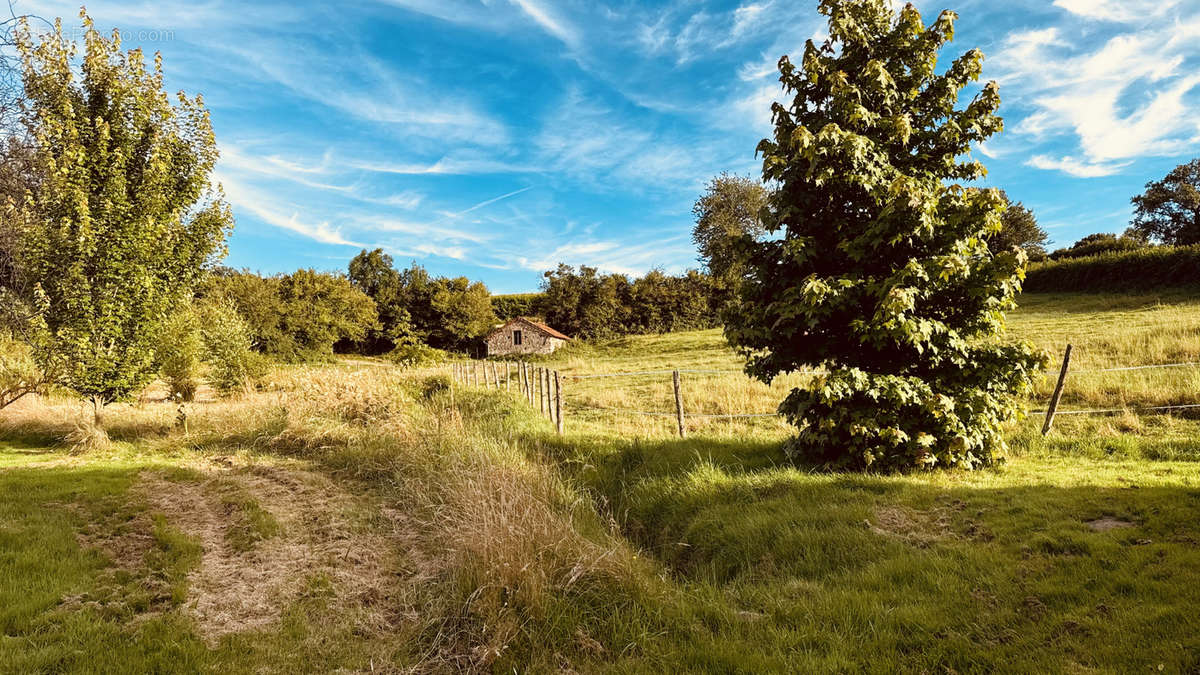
[869,505,955,547]
[141,461,409,645]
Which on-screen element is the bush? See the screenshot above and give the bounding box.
[198,300,263,395]
[203,268,379,361]
[1048,233,1147,260]
[1025,245,1200,293]
[386,341,447,369]
[156,308,203,401]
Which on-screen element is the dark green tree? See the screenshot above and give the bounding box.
[276,269,377,359]
[201,269,286,352]
[1048,232,1146,260]
[491,293,539,321]
[1129,159,1200,245]
[390,263,495,352]
[536,264,630,339]
[986,191,1048,260]
[725,0,1045,470]
[348,248,413,353]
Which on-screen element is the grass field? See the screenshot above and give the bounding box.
[2,291,1200,672]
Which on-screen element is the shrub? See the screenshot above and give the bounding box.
[1048,233,1147,260]
[386,341,447,369]
[156,308,203,401]
[198,300,262,395]
[1025,245,1200,292]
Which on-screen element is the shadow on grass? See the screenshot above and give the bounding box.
[514,422,1200,672]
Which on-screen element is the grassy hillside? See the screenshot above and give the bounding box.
[2,291,1200,672]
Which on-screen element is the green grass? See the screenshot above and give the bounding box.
[0,445,416,673]
[3,290,1200,671]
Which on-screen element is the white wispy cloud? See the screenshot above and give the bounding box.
[1027,155,1131,178]
[515,235,697,276]
[994,13,1200,176]
[218,173,365,247]
[1052,0,1181,23]
[508,0,580,47]
[218,145,358,194]
[345,154,538,176]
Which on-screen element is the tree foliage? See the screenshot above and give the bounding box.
[202,268,377,360]
[156,307,202,401]
[986,191,1048,260]
[1130,159,1200,246]
[348,248,413,353]
[692,173,768,293]
[725,0,1045,471]
[197,299,260,395]
[537,264,630,339]
[1048,232,1147,260]
[492,293,539,321]
[387,263,496,352]
[9,13,231,405]
[277,269,377,359]
[535,264,721,339]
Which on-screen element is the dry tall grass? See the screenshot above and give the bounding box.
[0,361,654,670]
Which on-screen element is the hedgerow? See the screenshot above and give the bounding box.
[1024,245,1200,293]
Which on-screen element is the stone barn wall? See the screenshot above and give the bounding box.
[486,320,566,356]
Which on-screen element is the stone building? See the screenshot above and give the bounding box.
[485,317,570,356]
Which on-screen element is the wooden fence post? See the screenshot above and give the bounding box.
[527,363,535,406]
[1042,344,1072,436]
[554,371,564,435]
[543,368,552,419]
[537,367,545,415]
[673,370,686,438]
[520,362,528,399]
[506,361,512,392]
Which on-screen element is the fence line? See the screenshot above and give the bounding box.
[453,346,1200,440]
[1033,403,1200,416]
[1076,361,1200,373]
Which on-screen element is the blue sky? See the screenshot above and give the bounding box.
[19,0,1200,292]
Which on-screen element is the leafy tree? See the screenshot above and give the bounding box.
[276,269,378,359]
[1130,159,1200,245]
[628,268,718,334]
[536,264,631,339]
[10,13,231,418]
[1048,232,1147,260]
[725,0,1045,471]
[429,276,496,351]
[348,248,413,353]
[201,268,286,351]
[492,293,539,321]
[393,263,496,352]
[692,173,769,284]
[986,191,1048,260]
[0,288,58,409]
[197,299,260,395]
[156,307,203,401]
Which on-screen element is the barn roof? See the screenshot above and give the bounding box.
[487,317,571,341]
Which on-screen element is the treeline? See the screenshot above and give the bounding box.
[535,264,720,339]
[203,253,496,361]
[1024,245,1200,293]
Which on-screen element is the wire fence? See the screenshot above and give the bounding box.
[452,352,1200,438]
